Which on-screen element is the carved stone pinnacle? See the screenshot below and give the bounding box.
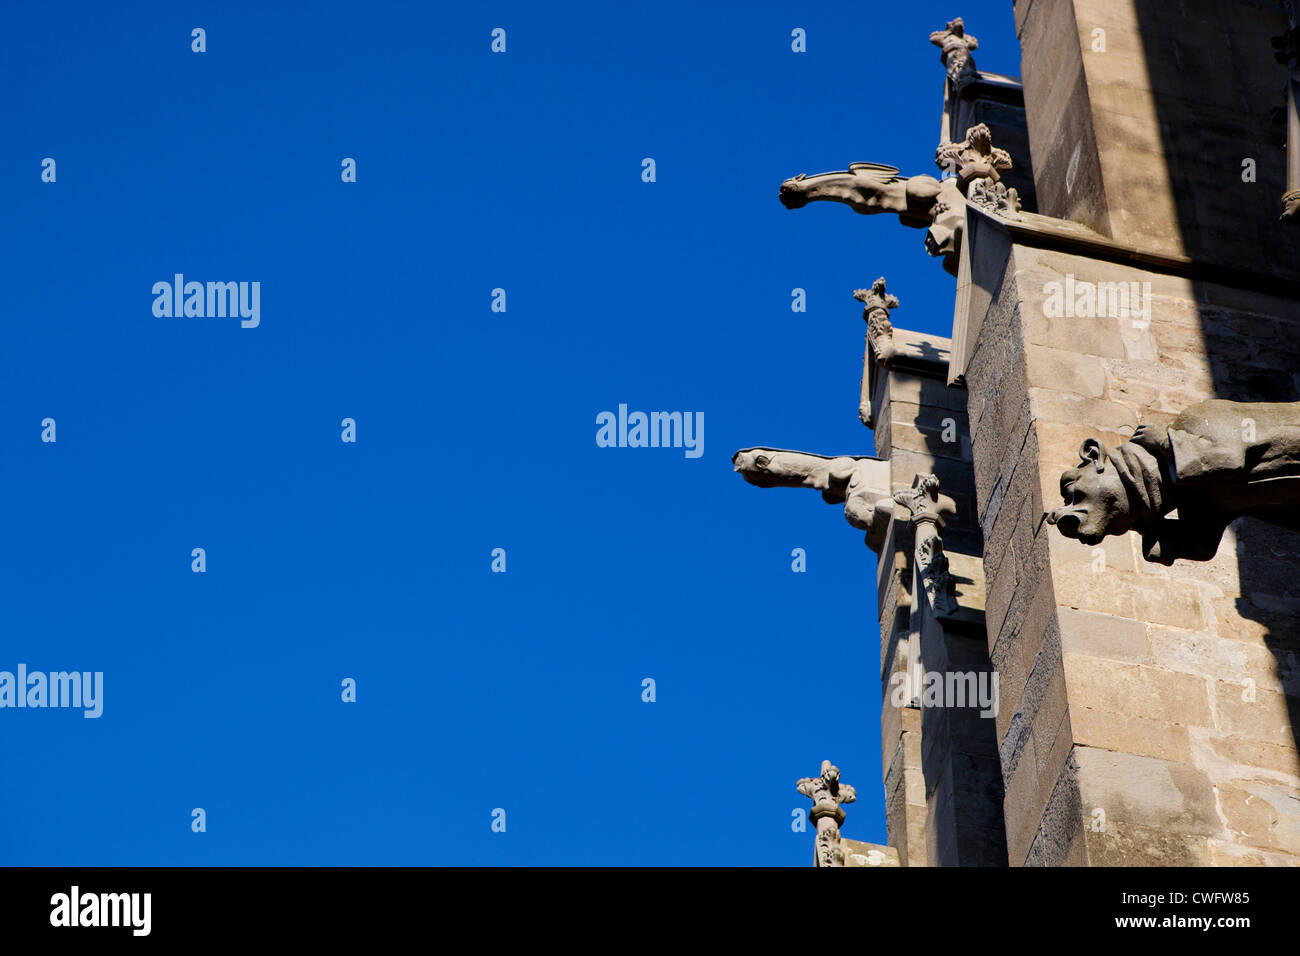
[930,17,979,92]
[854,277,899,368]
[796,760,857,867]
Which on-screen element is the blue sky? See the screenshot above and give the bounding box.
[1,1,1020,865]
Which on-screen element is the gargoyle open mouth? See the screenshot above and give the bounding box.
[1046,507,1087,540]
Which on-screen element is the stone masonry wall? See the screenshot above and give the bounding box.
[873,332,1003,864]
[964,236,1300,865]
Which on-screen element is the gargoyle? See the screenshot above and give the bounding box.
[732,448,895,552]
[777,126,1016,276]
[778,163,967,275]
[1046,399,1300,563]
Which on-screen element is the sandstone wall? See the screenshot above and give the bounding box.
[1015,0,1300,281]
[873,332,1005,865]
[963,236,1300,865]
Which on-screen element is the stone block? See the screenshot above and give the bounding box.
[1203,734,1300,779]
[841,839,901,867]
[1213,682,1297,749]
[1074,746,1222,837]
[1022,749,1085,867]
[1058,608,1149,662]
[1072,707,1194,764]
[1215,779,1300,855]
[1062,654,1214,727]
[1084,823,1212,866]
[1024,344,1107,398]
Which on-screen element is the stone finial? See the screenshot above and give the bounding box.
[854,277,899,368]
[935,123,1013,192]
[796,760,857,867]
[930,17,979,91]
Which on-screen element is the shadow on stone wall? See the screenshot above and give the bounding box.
[1133,0,1300,766]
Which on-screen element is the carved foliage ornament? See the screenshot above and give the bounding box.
[935,122,1012,190]
[967,177,1022,217]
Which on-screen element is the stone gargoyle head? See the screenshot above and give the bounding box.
[1045,399,1300,563]
[732,447,895,551]
[1045,438,1146,546]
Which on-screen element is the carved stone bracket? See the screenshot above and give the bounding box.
[796,760,857,867]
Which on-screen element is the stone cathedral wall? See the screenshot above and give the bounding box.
[962,236,1300,865]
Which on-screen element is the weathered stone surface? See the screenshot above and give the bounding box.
[841,838,902,867]
[1062,655,1214,727]
[1145,626,1258,682]
[1212,682,1297,749]
[1215,779,1300,855]
[1014,0,1109,237]
[1057,608,1149,662]
[1085,824,1212,867]
[1024,345,1107,398]
[1022,748,1085,866]
[990,581,1058,738]
[1026,389,1139,436]
[1072,707,1194,764]
[1074,747,1223,837]
[1203,735,1300,779]
[1207,841,1300,867]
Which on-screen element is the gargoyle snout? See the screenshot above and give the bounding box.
[779,177,808,208]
